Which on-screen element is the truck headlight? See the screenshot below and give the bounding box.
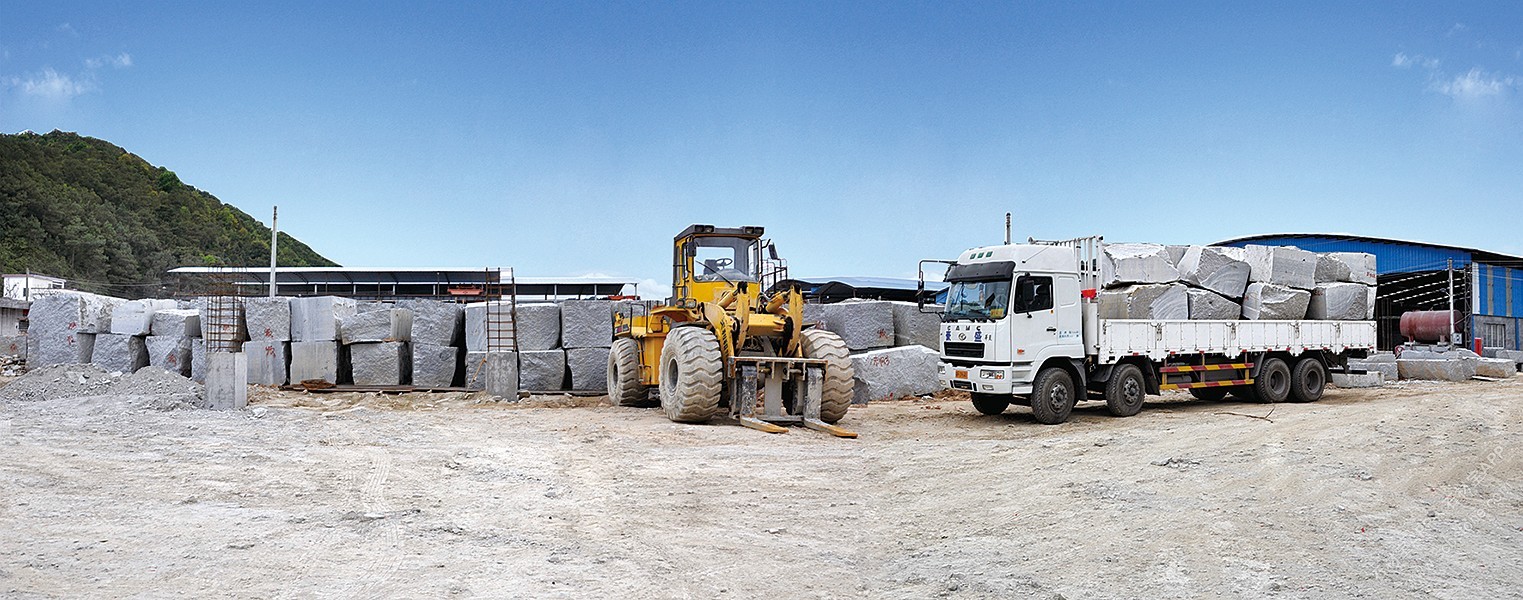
[979,369,1004,380]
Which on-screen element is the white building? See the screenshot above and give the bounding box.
[3,273,67,301]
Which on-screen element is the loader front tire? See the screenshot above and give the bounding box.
[608,338,651,407]
[658,327,722,423]
[800,328,854,424]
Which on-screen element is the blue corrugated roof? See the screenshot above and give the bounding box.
[1211,233,1519,274]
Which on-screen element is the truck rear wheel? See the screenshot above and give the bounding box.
[1104,364,1146,417]
[1252,357,1291,403]
[971,393,1010,415]
[1028,367,1075,425]
[1190,387,1230,402]
[607,338,651,407]
[658,327,722,423]
[1289,357,1326,403]
[800,329,853,423]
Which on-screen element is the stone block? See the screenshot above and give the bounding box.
[519,349,566,391]
[1315,254,1352,284]
[145,335,193,376]
[849,345,942,404]
[150,309,202,338]
[1307,283,1374,321]
[290,296,357,342]
[465,302,560,351]
[358,301,390,314]
[349,341,410,386]
[1186,288,1240,320]
[92,333,147,373]
[1476,357,1517,378]
[1100,243,1180,287]
[27,292,119,365]
[1348,359,1398,381]
[110,299,178,335]
[1331,371,1384,388]
[243,340,290,385]
[815,300,895,351]
[339,308,412,344]
[1328,252,1378,285]
[1397,358,1477,381]
[567,347,610,392]
[1178,246,1250,299]
[290,341,341,384]
[890,301,943,350]
[411,343,460,387]
[196,296,248,345]
[0,335,23,358]
[561,300,613,349]
[397,299,463,346]
[204,352,248,410]
[1499,349,1523,366]
[1164,245,1189,267]
[1241,283,1310,320]
[485,352,519,397]
[244,296,292,341]
[1245,245,1317,290]
[190,338,206,383]
[1099,284,1188,320]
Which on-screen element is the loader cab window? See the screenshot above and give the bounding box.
[944,279,1012,321]
[691,237,758,282]
[1010,275,1053,314]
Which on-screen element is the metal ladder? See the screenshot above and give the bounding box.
[485,267,520,353]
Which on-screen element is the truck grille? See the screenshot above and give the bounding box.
[943,342,985,358]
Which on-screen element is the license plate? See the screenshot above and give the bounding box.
[951,380,974,390]
[954,369,969,380]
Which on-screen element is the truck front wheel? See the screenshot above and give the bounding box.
[971,393,1010,415]
[1105,364,1146,417]
[1289,358,1326,403]
[1028,368,1076,425]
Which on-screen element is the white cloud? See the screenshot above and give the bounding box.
[1392,52,1438,70]
[1434,68,1519,100]
[1447,23,1467,37]
[84,53,132,69]
[10,68,94,100]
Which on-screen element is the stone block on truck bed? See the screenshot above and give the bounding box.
[813,300,895,351]
[411,343,461,388]
[1307,283,1375,321]
[518,349,566,391]
[339,308,413,344]
[290,296,357,342]
[890,301,942,350]
[567,347,611,391]
[1328,252,1377,285]
[1098,284,1188,320]
[243,340,290,385]
[290,341,342,384]
[1100,243,1180,287]
[1240,283,1310,320]
[1178,246,1251,299]
[145,335,193,376]
[849,345,941,404]
[150,309,201,338]
[244,297,293,341]
[349,341,410,386]
[91,333,147,373]
[398,299,463,346]
[1244,245,1317,290]
[1185,288,1240,320]
[561,300,613,348]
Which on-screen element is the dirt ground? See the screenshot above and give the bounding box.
[2,376,1521,599]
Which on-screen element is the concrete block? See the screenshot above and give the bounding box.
[567,347,611,391]
[398,299,463,346]
[1307,283,1374,321]
[1186,288,1241,320]
[561,300,613,348]
[815,300,895,351]
[849,345,942,404]
[190,338,206,383]
[1348,359,1398,381]
[1331,371,1384,388]
[290,341,341,384]
[1476,357,1517,378]
[1241,283,1311,320]
[1100,243,1180,287]
[150,309,201,338]
[243,340,290,385]
[1245,245,1317,290]
[339,308,413,344]
[195,296,248,345]
[349,341,410,386]
[145,335,193,376]
[1328,252,1378,285]
[889,301,943,350]
[1398,358,1477,381]
[244,296,292,341]
[1178,246,1250,299]
[411,343,461,387]
[290,296,357,342]
[519,349,566,391]
[110,299,178,335]
[1315,254,1351,284]
[91,333,147,373]
[1099,284,1188,320]
[204,352,248,410]
[485,352,519,397]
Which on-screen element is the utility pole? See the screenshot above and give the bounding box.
[1447,258,1455,346]
[269,206,279,298]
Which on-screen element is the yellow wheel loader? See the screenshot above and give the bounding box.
[609,225,857,437]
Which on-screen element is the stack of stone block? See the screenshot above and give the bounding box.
[242,297,292,386]
[562,300,613,392]
[146,308,199,376]
[289,296,355,385]
[95,298,178,374]
[27,291,122,367]
[399,299,465,388]
[340,306,412,386]
[463,301,563,394]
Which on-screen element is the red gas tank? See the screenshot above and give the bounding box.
[1399,310,1462,343]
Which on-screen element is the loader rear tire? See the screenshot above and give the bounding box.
[801,329,854,424]
[658,327,722,423]
[608,338,651,407]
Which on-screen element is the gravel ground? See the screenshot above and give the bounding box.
[1,374,1521,598]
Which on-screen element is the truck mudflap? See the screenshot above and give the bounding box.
[1158,362,1255,391]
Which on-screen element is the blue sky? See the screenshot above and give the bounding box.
[3,2,1521,295]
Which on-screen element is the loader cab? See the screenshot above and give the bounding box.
[672,224,766,305]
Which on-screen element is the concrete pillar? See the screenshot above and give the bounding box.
[206,352,248,410]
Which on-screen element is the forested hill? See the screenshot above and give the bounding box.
[0,130,337,297]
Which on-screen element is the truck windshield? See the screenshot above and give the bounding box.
[944,279,1011,321]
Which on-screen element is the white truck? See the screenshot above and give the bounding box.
[921,236,1377,424]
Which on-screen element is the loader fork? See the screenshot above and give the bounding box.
[731,358,857,438]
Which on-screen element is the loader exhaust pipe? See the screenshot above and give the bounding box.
[1004,212,1011,245]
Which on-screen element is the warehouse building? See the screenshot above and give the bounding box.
[167,267,636,301]
[1215,234,1523,351]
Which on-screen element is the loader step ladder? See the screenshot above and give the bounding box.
[1158,362,1255,390]
[729,356,857,438]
